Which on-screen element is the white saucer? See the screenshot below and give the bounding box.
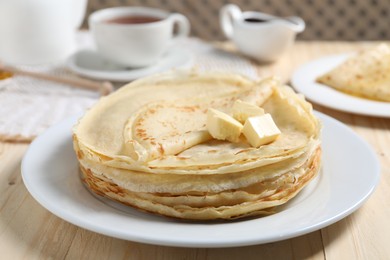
[67,47,194,82]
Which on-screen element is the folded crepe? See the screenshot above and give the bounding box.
[317,44,390,102]
[73,71,321,220]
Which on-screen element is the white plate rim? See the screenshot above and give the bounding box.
[21,111,380,248]
[291,54,390,117]
[66,47,194,82]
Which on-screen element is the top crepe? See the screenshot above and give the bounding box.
[74,72,319,174]
[317,44,390,102]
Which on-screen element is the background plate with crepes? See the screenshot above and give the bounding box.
[292,54,390,117]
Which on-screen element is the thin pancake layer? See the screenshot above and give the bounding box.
[80,147,321,220]
[74,72,256,160]
[123,79,276,161]
[317,44,390,102]
[75,139,319,194]
[73,75,319,174]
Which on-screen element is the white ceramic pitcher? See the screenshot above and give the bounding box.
[0,0,87,65]
[220,4,305,62]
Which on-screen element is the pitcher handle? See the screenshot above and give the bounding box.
[169,13,190,39]
[220,4,242,39]
[72,0,88,29]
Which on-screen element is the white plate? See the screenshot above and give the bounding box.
[66,47,193,82]
[291,54,390,117]
[21,112,380,248]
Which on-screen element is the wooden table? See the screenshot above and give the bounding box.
[1,41,389,259]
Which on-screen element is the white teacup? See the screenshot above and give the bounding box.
[0,0,87,65]
[220,4,305,62]
[89,7,190,68]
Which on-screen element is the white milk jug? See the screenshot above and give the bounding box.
[220,4,305,62]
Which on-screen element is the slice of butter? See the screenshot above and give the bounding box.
[207,108,243,142]
[232,99,265,123]
[242,114,281,147]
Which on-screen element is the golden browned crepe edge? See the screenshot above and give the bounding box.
[79,148,321,220]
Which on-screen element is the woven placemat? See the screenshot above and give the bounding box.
[0,32,258,142]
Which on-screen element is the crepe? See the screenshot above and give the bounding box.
[73,71,322,220]
[317,44,390,102]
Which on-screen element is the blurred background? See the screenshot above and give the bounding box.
[85,0,390,41]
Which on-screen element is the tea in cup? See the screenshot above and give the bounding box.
[89,7,190,68]
[220,4,305,62]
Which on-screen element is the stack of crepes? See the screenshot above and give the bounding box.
[73,71,322,220]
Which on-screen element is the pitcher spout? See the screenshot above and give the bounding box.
[284,16,306,33]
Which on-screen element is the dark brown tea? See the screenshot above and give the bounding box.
[244,18,268,23]
[105,16,161,24]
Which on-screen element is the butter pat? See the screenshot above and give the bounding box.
[207,108,243,142]
[243,114,281,147]
[233,99,265,123]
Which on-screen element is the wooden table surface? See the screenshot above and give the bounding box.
[1,41,389,259]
